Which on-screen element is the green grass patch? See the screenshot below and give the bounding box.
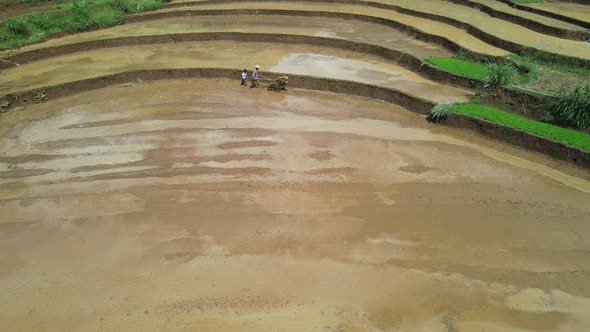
[511,53,590,77]
[454,103,590,152]
[426,57,489,80]
[0,0,161,49]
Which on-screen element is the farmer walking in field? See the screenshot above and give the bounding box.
[251,65,260,88]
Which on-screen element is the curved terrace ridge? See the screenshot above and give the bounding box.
[442,0,590,41]
[0,30,549,122]
[157,0,590,67]
[495,0,590,30]
[2,68,588,169]
[0,32,479,90]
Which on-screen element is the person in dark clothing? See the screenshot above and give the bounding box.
[251,65,260,88]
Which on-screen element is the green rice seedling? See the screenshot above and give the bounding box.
[426,57,489,80]
[455,104,590,151]
[4,18,30,37]
[544,81,590,129]
[429,103,455,123]
[485,62,517,88]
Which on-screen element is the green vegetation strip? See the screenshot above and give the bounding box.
[454,104,590,152]
[426,57,488,80]
[0,0,161,49]
[511,0,544,3]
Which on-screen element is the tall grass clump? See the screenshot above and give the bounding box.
[429,103,455,123]
[29,13,55,30]
[116,0,132,13]
[485,62,518,88]
[4,18,30,37]
[544,81,590,129]
[70,1,91,21]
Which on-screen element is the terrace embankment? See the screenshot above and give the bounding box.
[516,0,590,29]
[152,3,510,56]
[161,0,590,65]
[7,15,452,60]
[1,79,589,331]
[0,40,471,103]
[448,0,590,41]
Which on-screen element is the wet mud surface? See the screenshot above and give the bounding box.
[523,1,590,23]
[0,41,470,103]
[163,1,510,56]
[12,15,451,60]
[370,0,590,59]
[170,1,590,60]
[1,80,589,331]
[469,0,588,31]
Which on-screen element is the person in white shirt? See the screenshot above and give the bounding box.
[241,69,248,86]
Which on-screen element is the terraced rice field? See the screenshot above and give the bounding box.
[521,1,590,23]
[1,0,589,331]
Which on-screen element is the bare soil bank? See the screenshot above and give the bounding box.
[1,80,589,331]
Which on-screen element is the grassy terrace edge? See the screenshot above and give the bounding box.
[452,104,590,152]
[426,57,488,80]
[0,0,163,49]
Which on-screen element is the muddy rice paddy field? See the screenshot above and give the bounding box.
[1,0,589,331]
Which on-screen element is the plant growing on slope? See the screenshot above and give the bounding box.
[117,0,132,13]
[429,103,455,123]
[485,62,517,88]
[544,81,590,129]
[29,13,56,30]
[70,1,91,25]
[4,18,30,37]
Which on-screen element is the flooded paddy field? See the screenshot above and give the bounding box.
[162,1,510,56]
[1,80,589,331]
[13,15,451,59]
[0,41,470,103]
[469,0,589,32]
[174,1,590,60]
[1,0,590,330]
[521,1,590,23]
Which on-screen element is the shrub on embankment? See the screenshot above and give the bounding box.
[429,103,590,152]
[0,0,162,49]
[426,54,590,128]
[545,81,590,130]
[485,62,518,89]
